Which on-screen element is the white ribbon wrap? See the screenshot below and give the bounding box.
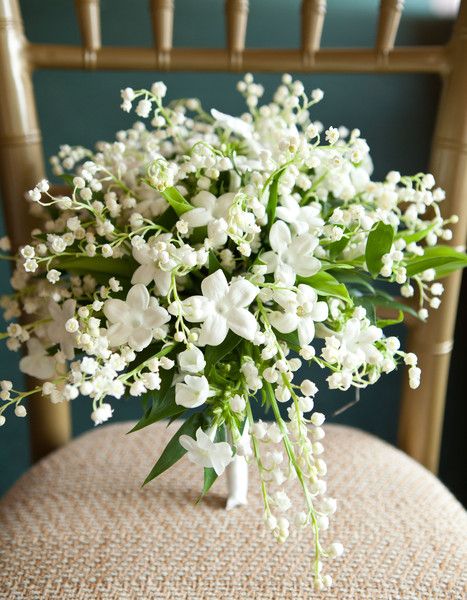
[225,423,249,510]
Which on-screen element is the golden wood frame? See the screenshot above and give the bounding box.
[0,0,466,471]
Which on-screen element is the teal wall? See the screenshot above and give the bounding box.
[1,1,464,502]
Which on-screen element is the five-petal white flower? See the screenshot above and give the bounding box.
[172,269,259,346]
[19,338,56,379]
[270,284,329,346]
[261,220,321,286]
[103,284,170,351]
[175,374,214,408]
[182,191,235,229]
[131,241,174,297]
[179,426,233,476]
[47,298,77,360]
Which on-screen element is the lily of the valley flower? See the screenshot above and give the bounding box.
[179,426,233,475]
[178,345,206,374]
[261,220,321,286]
[175,374,214,408]
[171,269,259,346]
[47,298,77,360]
[19,338,56,379]
[103,284,170,351]
[270,284,328,346]
[182,191,235,228]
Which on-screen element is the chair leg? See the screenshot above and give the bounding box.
[398,0,467,473]
[0,0,71,461]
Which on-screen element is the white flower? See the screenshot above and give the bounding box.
[182,191,235,228]
[270,285,328,346]
[91,403,114,425]
[179,427,233,475]
[131,239,173,296]
[276,197,324,235]
[175,375,214,408]
[103,284,170,351]
[261,220,321,286]
[19,338,56,380]
[178,345,206,374]
[47,299,77,360]
[173,269,259,346]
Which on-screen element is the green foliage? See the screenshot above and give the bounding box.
[143,412,204,486]
[365,221,394,278]
[265,166,287,233]
[299,271,351,303]
[161,186,194,216]
[129,368,184,433]
[405,246,467,278]
[55,256,136,278]
[204,331,241,376]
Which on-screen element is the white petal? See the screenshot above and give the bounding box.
[274,263,296,286]
[198,313,228,346]
[201,269,228,302]
[298,318,315,346]
[143,306,170,329]
[153,269,171,296]
[311,301,329,322]
[269,311,298,334]
[191,191,216,211]
[126,284,150,311]
[106,322,129,347]
[131,264,156,286]
[227,308,257,341]
[179,434,197,453]
[260,251,278,274]
[227,279,258,308]
[182,207,211,228]
[128,326,152,351]
[269,220,291,253]
[103,299,129,324]
[211,109,253,140]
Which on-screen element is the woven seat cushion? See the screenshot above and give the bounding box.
[0,422,465,600]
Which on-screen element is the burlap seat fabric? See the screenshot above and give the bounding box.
[0,422,465,599]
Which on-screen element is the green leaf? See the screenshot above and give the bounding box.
[299,271,350,303]
[161,186,193,216]
[208,250,222,274]
[328,236,350,259]
[197,427,226,502]
[405,246,467,278]
[143,413,204,486]
[377,309,404,328]
[331,270,376,294]
[154,206,178,230]
[55,256,136,278]
[204,331,241,375]
[365,221,394,278]
[273,328,300,350]
[266,166,287,233]
[129,368,184,433]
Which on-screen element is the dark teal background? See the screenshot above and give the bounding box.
[0,1,465,503]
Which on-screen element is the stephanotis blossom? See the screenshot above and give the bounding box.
[1,74,465,592]
[270,284,329,346]
[104,284,170,351]
[19,338,56,380]
[171,269,259,346]
[180,427,233,476]
[261,220,321,286]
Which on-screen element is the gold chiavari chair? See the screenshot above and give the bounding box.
[0,1,466,597]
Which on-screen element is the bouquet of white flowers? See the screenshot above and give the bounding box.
[1,74,466,590]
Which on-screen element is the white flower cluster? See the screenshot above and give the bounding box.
[1,74,465,589]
